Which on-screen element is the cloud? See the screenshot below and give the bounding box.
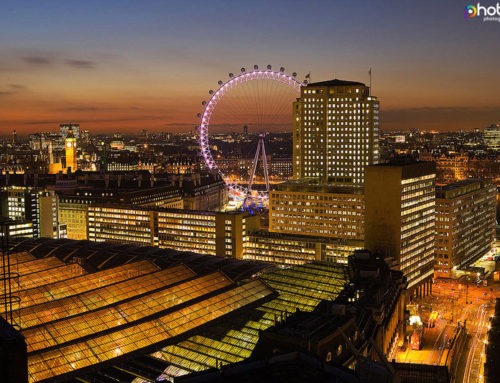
[22,56,52,65]
[8,84,26,90]
[0,84,27,96]
[56,105,142,112]
[59,106,101,112]
[66,59,96,69]
[11,115,169,126]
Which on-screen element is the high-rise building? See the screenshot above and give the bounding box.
[0,187,59,239]
[59,123,80,139]
[12,130,16,145]
[483,124,500,151]
[269,179,364,240]
[293,79,380,184]
[65,128,77,172]
[364,161,436,294]
[435,179,496,278]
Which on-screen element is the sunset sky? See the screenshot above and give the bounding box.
[1,0,499,134]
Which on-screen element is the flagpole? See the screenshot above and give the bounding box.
[369,68,372,96]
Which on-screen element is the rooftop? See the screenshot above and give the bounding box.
[275,178,364,195]
[306,79,365,87]
[5,238,349,383]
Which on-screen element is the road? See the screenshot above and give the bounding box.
[392,278,498,382]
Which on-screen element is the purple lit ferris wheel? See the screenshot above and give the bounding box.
[197,65,303,204]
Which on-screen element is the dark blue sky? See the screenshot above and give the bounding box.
[1,0,499,132]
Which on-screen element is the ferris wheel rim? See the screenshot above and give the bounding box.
[198,67,302,201]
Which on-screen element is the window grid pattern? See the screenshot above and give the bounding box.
[149,262,347,381]
[2,264,87,295]
[25,272,232,353]
[0,257,63,279]
[19,265,194,330]
[17,260,158,311]
[28,280,272,382]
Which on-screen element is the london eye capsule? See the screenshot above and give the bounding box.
[218,80,223,86]
[241,67,246,73]
[253,65,258,70]
[266,64,272,70]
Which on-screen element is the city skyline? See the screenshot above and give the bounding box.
[1,0,499,134]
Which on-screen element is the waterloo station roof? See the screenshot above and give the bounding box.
[5,238,349,383]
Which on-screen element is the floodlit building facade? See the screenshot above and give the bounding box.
[64,130,78,173]
[88,204,260,258]
[435,179,496,278]
[269,179,364,240]
[484,124,500,151]
[58,196,90,240]
[244,230,363,265]
[293,79,380,185]
[365,161,436,294]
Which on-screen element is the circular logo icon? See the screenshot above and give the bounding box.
[465,5,477,19]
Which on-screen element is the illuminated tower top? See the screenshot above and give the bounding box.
[65,127,77,173]
[293,79,380,185]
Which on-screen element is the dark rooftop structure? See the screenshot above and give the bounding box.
[307,79,366,87]
[0,316,27,383]
[176,352,360,383]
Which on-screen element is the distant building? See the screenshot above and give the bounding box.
[293,79,380,185]
[175,173,228,211]
[269,158,293,180]
[244,230,363,265]
[58,182,182,240]
[59,123,80,139]
[365,161,436,295]
[435,179,496,278]
[269,179,364,240]
[87,204,259,259]
[484,124,500,151]
[165,158,200,174]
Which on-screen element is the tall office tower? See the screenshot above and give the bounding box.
[0,188,59,239]
[243,125,248,136]
[483,124,500,150]
[364,161,436,295]
[59,123,80,139]
[293,79,380,184]
[65,128,77,172]
[12,130,16,145]
[435,180,496,278]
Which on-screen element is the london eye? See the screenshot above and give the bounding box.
[198,65,303,206]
